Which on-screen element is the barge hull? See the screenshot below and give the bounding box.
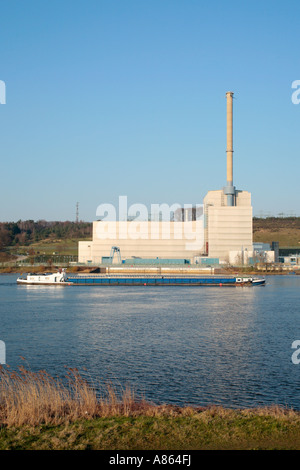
[66,276,239,286]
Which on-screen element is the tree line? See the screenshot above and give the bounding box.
[0,220,92,250]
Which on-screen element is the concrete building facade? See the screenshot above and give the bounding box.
[203,190,253,261]
[79,220,204,264]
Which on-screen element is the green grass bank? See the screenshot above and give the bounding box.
[1,408,300,450]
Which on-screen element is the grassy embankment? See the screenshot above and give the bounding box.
[253,217,300,248]
[7,237,82,258]
[0,366,300,450]
[0,238,87,273]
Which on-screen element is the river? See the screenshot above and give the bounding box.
[0,274,300,409]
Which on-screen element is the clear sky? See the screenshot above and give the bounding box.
[1,0,299,221]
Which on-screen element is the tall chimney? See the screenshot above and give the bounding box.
[224,91,235,206]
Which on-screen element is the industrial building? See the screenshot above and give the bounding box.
[79,92,271,266]
[279,254,300,266]
[203,92,253,263]
[79,220,204,265]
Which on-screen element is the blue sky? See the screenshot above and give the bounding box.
[1,0,299,221]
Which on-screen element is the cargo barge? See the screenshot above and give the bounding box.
[66,274,265,286]
[17,270,265,286]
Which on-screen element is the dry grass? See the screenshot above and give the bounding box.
[0,366,98,426]
[0,365,184,427]
[1,364,299,427]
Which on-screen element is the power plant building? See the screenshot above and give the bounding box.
[204,189,253,262]
[203,92,253,262]
[79,92,256,265]
[79,219,204,265]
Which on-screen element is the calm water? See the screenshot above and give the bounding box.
[0,274,300,409]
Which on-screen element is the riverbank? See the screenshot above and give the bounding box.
[0,366,300,450]
[1,405,300,450]
[0,265,299,275]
